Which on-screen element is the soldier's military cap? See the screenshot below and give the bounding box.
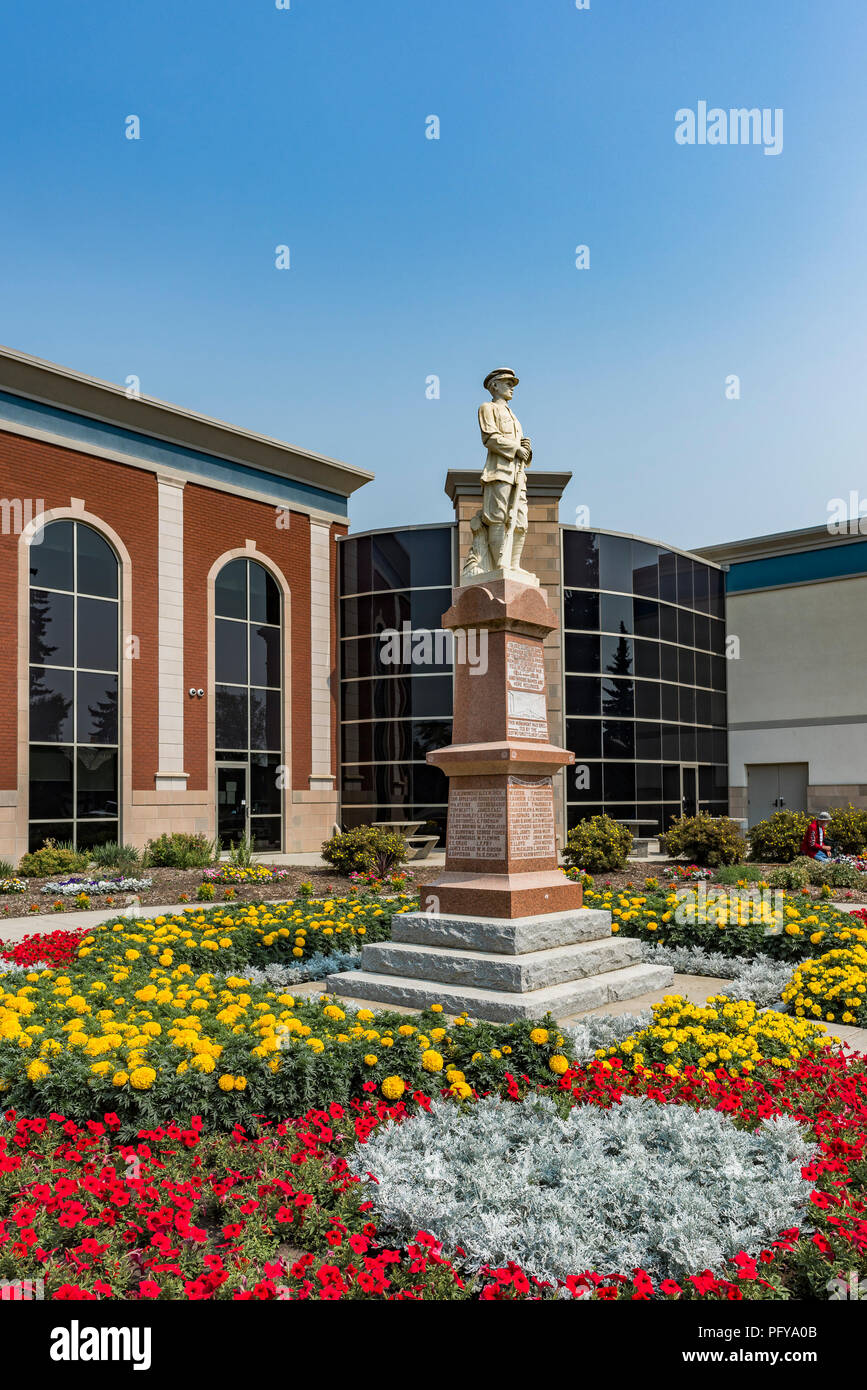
[483,367,519,391]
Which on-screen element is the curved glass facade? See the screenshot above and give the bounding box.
[563,529,728,835]
[337,523,729,844]
[338,526,454,842]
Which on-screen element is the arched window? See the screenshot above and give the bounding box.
[28,520,120,851]
[214,558,283,850]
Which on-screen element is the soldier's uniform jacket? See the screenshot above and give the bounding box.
[478,399,525,483]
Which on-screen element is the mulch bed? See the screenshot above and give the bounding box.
[0,863,443,920]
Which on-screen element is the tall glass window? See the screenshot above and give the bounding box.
[563,529,728,836]
[338,526,453,844]
[29,520,120,851]
[214,558,283,850]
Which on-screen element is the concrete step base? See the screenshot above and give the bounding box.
[391,907,612,955]
[327,962,674,1023]
[360,935,642,993]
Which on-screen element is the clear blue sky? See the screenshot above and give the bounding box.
[1,0,864,547]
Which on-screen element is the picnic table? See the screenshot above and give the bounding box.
[372,820,439,861]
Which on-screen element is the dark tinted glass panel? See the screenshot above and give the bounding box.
[661,725,679,759]
[77,820,120,849]
[693,567,710,615]
[632,542,660,597]
[695,689,713,724]
[77,527,117,598]
[30,589,73,666]
[568,762,602,799]
[711,655,727,690]
[662,765,681,800]
[30,667,73,742]
[699,765,729,801]
[677,608,695,648]
[216,685,248,748]
[604,762,635,801]
[602,721,635,759]
[567,805,604,829]
[29,822,71,852]
[565,719,602,759]
[709,621,727,655]
[708,568,726,618]
[635,680,660,719]
[77,749,118,818]
[601,593,633,634]
[29,520,74,591]
[693,614,710,651]
[676,555,694,608]
[711,729,727,763]
[634,640,660,679]
[339,536,372,595]
[678,647,695,685]
[636,764,663,801]
[680,726,697,760]
[215,619,248,684]
[565,676,600,716]
[633,599,658,639]
[694,650,711,688]
[660,683,679,721]
[696,728,714,762]
[249,564,280,624]
[413,721,452,758]
[563,530,599,588]
[711,691,727,727]
[660,644,679,683]
[564,590,599,630]
[29,745,74,819]
[565,633,600,673]
[659,553,678,604]
[77,673,118,744]
[250,816,282,851]
[658,604,678,644]
[601,633,633,675]
[599,535,633,594]
[409,675,453,718]
[250,688,281,750]
[216,750,247,762]
[413,763,448,803]
[371,529,452,591]
[679,686,696,723]
[341,589,452,638]
[250,754,282,814]
[249,625,280,686]
[602,679,634,717]
[635,722,661,759]
[77,598,118,671]
[215,559,247,619]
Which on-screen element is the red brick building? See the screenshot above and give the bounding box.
[0,345,371,861]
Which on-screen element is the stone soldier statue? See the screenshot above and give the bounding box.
[462,367,533,579]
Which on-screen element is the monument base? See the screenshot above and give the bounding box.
[424,870,583,919]
[459,565,540,588]
[327,907,674,1024]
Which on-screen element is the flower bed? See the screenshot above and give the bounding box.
[2,1049,866,1300]
[1,927,89,970]
[40,876,153,897]
[0,879,27,895]
[203,865,293,884]
[783,946,867,1027]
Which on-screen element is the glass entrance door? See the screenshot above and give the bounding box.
[680,764,699,817]
[217,764,248,846]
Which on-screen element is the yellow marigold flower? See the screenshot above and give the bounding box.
[421,1049,443,1073]
[548,1055,569,1075]
[130,1066,156,1091]
[26,1059,50,1082]
[363,1054,378,1066]
[113,1071,129,1086]
[529,1028,549,1045]
[381,1075,405,1100]
[430,1004,443,1013]
[218,1074,235,1092]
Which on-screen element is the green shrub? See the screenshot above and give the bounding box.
[807,858,862,889]
[320,824,408,877]
[563,815,633,873]
[746,810,809,863]
[714,863,767,885]
[766,860,811,890]
[18,839,89,878]
[144,832,216,869]
[661,813,746,868]
[227,834,255,868]
[0,859,14,879]
[828,804,867,855]
[89,841,142,873]
[197,882,216,901]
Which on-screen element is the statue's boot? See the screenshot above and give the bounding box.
[488,524,506,569]
[510,528,527,570]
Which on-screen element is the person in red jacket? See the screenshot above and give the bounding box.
[800,810,833,860]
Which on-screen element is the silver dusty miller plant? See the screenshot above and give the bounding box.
[635,941,797,1009]
[350,1092,813,1285]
